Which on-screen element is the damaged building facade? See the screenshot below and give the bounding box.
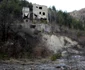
[22,3,51,33]
[22,7,30,19]
[22,4,48,22]
[32,4,48,22]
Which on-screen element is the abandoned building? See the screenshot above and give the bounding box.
[22,4,50,33]
[33,4,48,22]
[22,4,48,22]
[22,7,30,19]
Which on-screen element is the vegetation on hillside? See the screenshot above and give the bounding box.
[0,0,85,59]
[0,0,35,59]
[48,6,85,30]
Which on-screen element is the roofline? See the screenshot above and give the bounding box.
[33,3,47,7]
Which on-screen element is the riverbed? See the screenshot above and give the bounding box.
[0,55,85,70]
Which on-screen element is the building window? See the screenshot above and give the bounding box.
[39,7,42,9]
[39,12,41,14]
[36,6,38,8]
[43,12,45,15]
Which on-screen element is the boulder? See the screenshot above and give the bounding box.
[42,34,78,53]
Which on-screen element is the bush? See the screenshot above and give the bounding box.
[33,46,50,58]
[0,53,9,60]
[51,53,62,61]
[77,31,82,37]
[41,20,48,24]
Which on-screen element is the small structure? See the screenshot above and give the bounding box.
[22,4,49,22]
[22,7,30,19]
[33,4,48,22]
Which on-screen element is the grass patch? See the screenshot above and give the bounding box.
[51,53,61,61]
[0,53,9,60]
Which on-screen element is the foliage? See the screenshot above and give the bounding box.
[0,0,33,41]
[20,0,33,11]
[0,0,23,42]
[0,1,85,59]
[0,0,34,59]
[77,31,83,37]
[51,53,62,61]
[0,53,9,60]
[48,6,85,30]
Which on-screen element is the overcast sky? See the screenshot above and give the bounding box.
[27,0,85,12]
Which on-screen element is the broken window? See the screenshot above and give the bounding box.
[43,12,45,15]
[34,14,38,17]
[23,14,28,19]
[36,6,38,8]
[44,18,47,20]
[26,19,28,22]
[30,25,36,28]
[39,12,41,14]
[39,7,42,9]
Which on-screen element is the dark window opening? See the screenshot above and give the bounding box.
[39,12,41,14]
[30,25,36,28]
[43,12,45,15]
[34,14,38,17]
[36,6,38,8]
[23,14,28,19]
[26,19,28,22]
[39,7,42,9]
[44,18,47,20]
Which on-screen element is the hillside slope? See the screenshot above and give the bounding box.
[70,8,85,23]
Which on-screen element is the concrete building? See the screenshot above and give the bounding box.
[33,4,48,22]
[22,4,48,22]
[22,7,30,19]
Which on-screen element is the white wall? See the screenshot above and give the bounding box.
[33,4,48,21]
[22,7,30,18]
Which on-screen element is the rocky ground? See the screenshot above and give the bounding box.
[0,46,85,70]
[0,55,85,70]
[0,22,85,70]
[0,23,83,70]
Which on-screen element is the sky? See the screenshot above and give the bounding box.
[27,0,85,12]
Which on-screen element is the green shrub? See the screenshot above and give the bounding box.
[0,53,9,60]
[51,53,61,61]
[33,20,36,24]
[40,19,48,24]
[77,32,82,37]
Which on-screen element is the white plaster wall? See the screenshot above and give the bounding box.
[22,7,30,18]
[33,4,48,21]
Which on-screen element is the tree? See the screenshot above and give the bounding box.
[48,7,57,23]
[48,6,84,30]
[0,0,22,42]
[20,0,33,11]
[56,10,65,25]
[52,6,56,12]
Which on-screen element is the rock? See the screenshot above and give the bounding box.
[42,34,64,53]
[67,48,80,54]
[42,34,78,53]
[64,37,78,46]
[55,63,69,70]
[61,51,68,57]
